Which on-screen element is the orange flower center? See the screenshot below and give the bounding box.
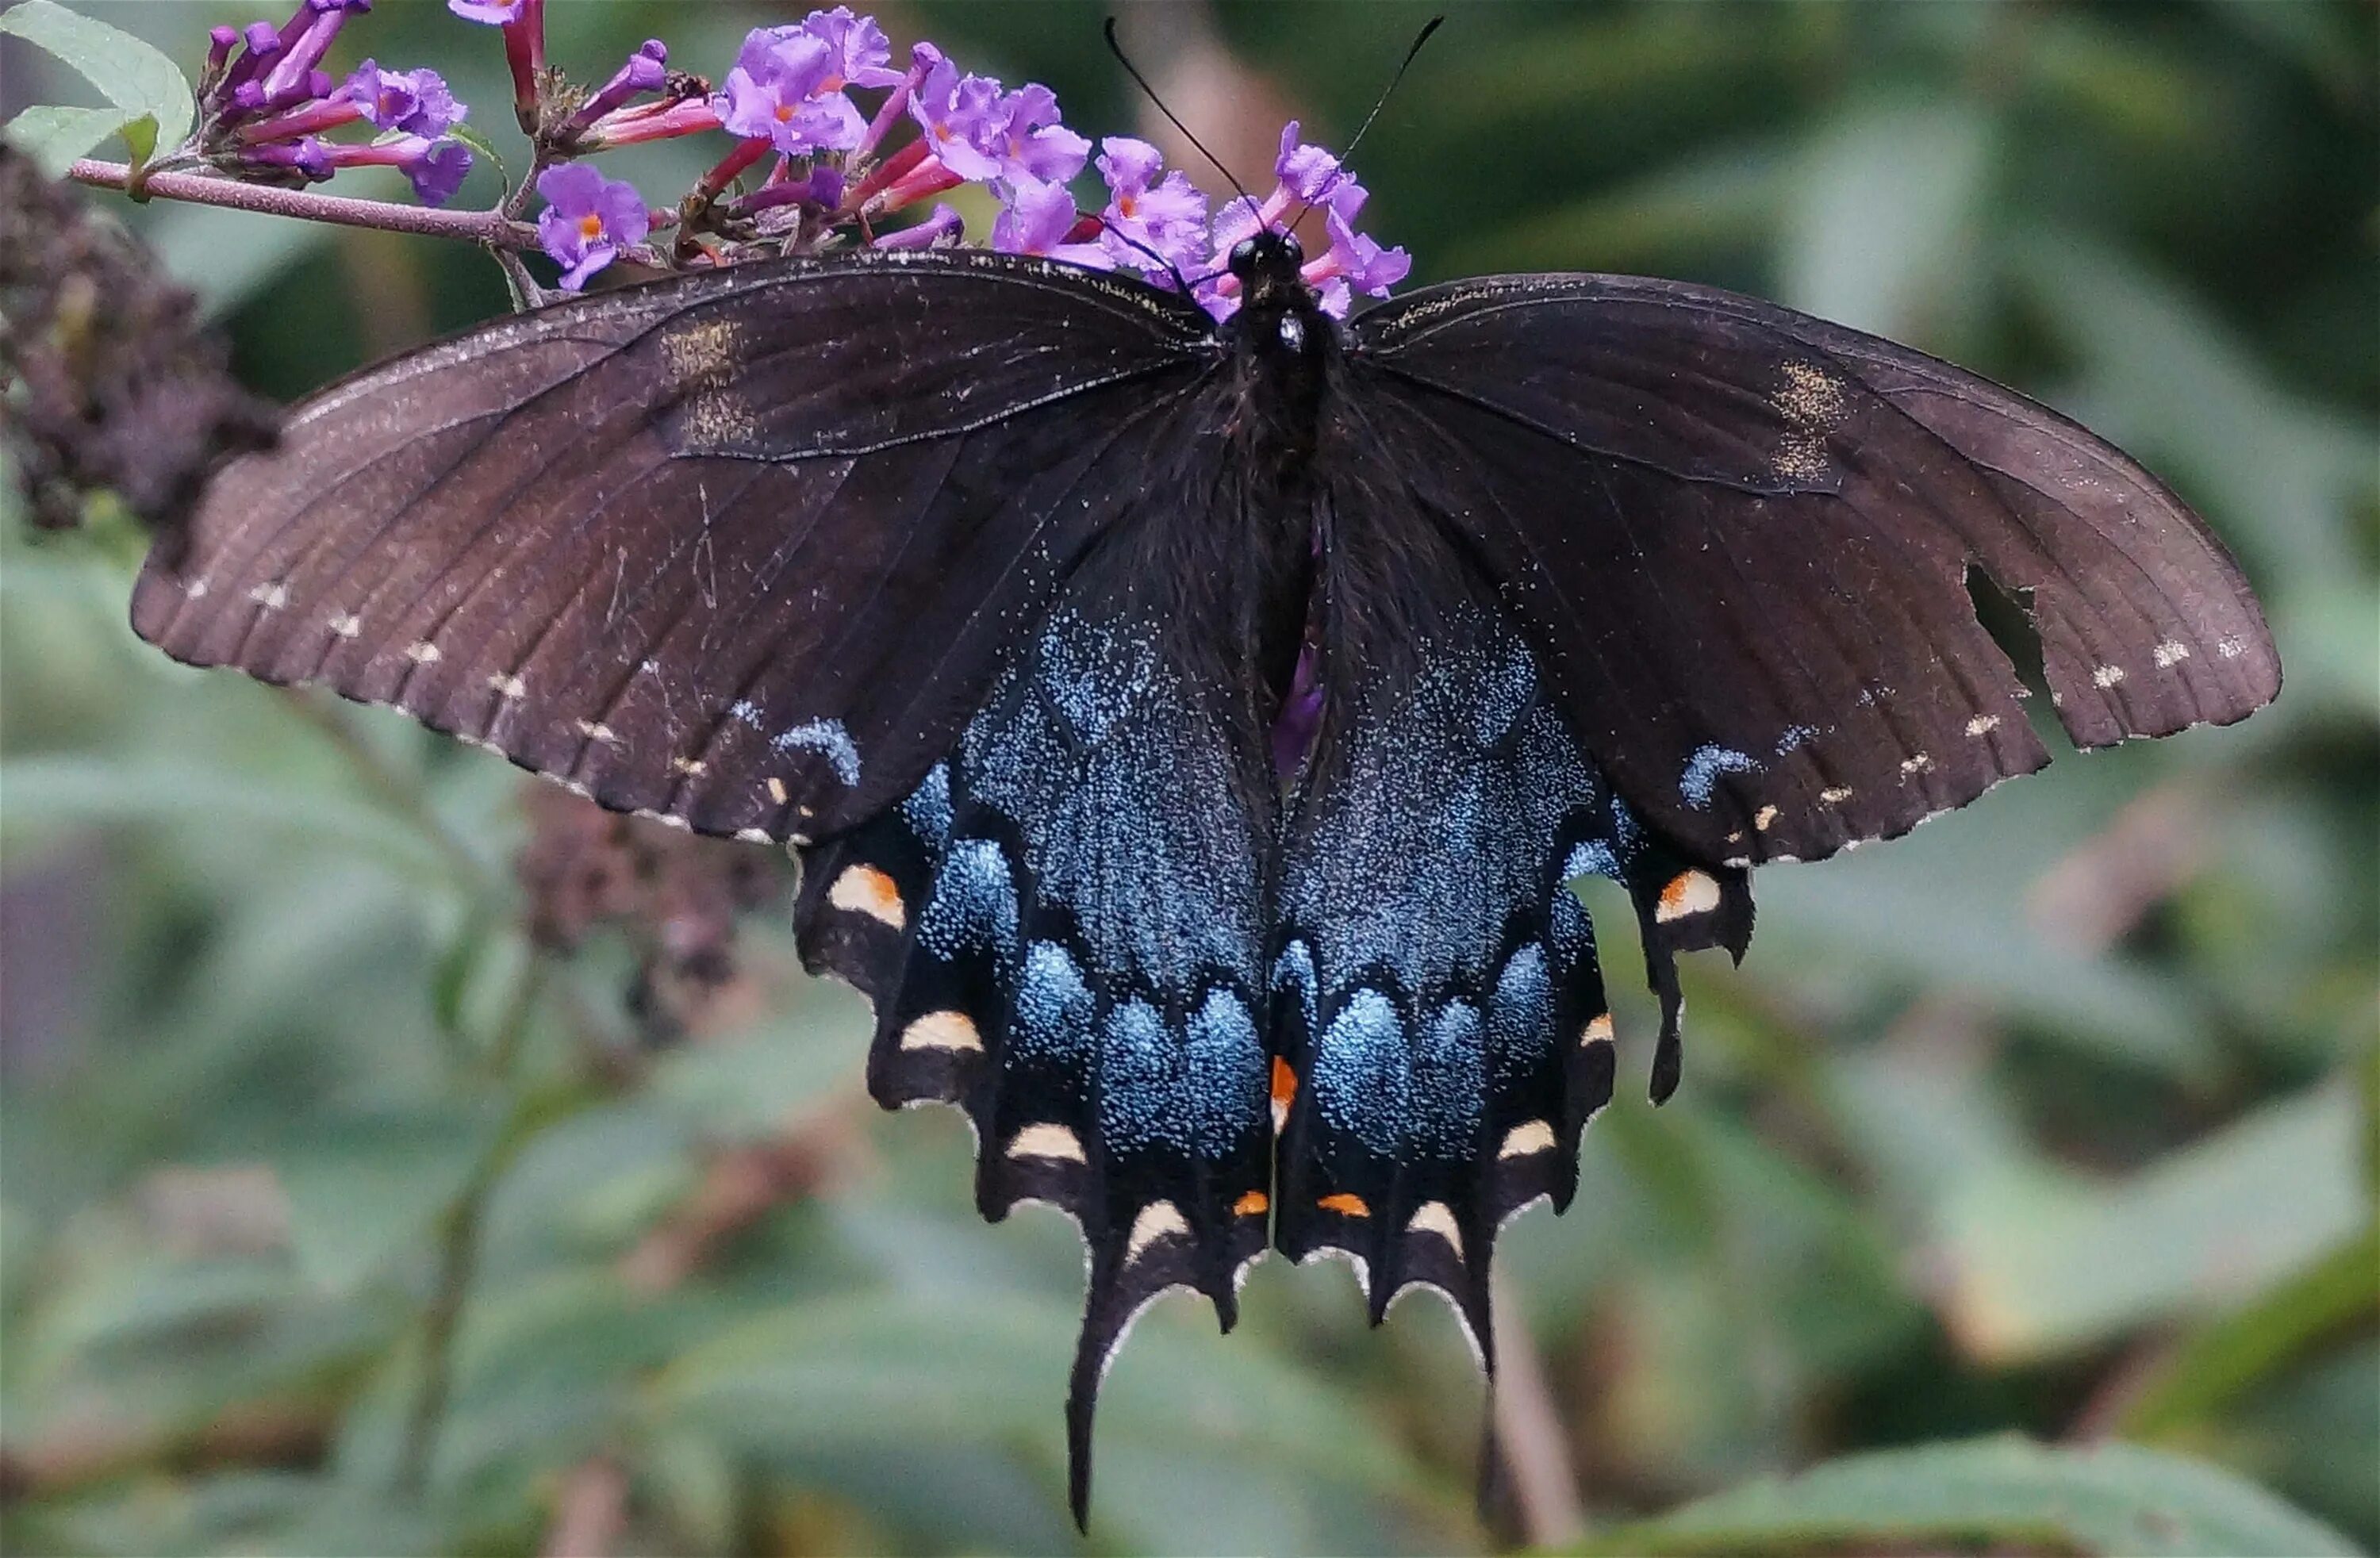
[577,213,604,239]
[774,102,795,121]
[1118,193,1138,217]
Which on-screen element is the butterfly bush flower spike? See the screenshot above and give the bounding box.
[537,163,650,291]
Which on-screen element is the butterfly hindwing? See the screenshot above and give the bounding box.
[132,251,1216,846]
[1351,274,2280,867]
[793,465,1280,1527]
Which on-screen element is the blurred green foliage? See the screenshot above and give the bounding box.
[2,2,2374,1554]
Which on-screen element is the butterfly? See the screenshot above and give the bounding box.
[129,229,2280,1522]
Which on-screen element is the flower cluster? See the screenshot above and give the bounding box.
[197,0,474,205]
[476,4,1407,308]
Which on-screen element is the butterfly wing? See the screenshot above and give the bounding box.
[791,370,1292,1525]
[131,251,1218,844]
[1350,274,2281,866]
[1268,405,1755,1360]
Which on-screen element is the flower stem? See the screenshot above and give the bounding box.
[67,158,538,249]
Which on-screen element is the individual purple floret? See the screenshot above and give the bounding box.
[1315,179,1411,297]
[344,60,466,136]
[872,202,965,250]
[716,32,865,155]
[981,84,1091,187]
[559,40,666,143]
[1090,136,1207,276]
[259,0,372,103]
[905,46,1006,182]
[990,180,1111,268]
[1273,121,1345,202]
[795,6,904,91]
[447,0,524,22]
[536,163,650,291]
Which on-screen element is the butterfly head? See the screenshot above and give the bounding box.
[1228,229,1308,306]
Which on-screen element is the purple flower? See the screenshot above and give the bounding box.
[715,29,866,155]
[341,60,465,136]
[981,83,1090,187]
[401,138,473,205]
[259,0,371,102]
[1310,178,1411,308]
[240,134,336,182]
[536,163,649,290]
[1273,121,1344,202]
[796,6,902,91]
[873,202,965,250]
[991,179,1110,268]
[560,40,665,142]
[906,46,1005,182]
[1090,137,1207,274]
[447,0,523,21]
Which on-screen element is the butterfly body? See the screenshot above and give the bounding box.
[131,246,2277,1522]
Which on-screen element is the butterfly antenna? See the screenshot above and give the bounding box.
[1342,13,1445,164]
[1279,15,1445,245]
[1104,15,1255,209]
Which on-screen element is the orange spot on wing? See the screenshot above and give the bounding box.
[1270,1056,1297,1109]
[1232,1190,1269,1217]
[1317,1192,1369,1218]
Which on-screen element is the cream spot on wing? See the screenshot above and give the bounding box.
[733,827,772,843]
[1966,714,2002,736]
[1819,786,1855,804]
[1582,1012,1614,1047]
[561,779,593,799]
[1008,1123,1086,1163]
[1771,360,1848,481]
[1656,869,1721,923]
[2092,663,2126,688]
[766,777,789,805]
[488,673,527,699]
[1900,753,1934,776]
[185,578,210,599]
[1126,1199,1189,1261]
[328,612,361,638]
[2153,640,2190,667]
[1499,1119,1557,1159]
[1407,1201,1464,1258]
[828,863,904,928]
[653,812,690,831]
[1753,804,1780,832]
[248,581,288,609]
[2217,636,2246,659]
[898,1008,978,1053]
[661,317,739,385]
[670,755,708,776]
[404,641,441,665]
[574,719,616,743]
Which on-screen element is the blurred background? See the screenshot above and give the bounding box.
[2,2,2374,1554]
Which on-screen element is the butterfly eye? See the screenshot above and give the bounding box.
[1227,236,1260,274]
[1277,232,1305,268]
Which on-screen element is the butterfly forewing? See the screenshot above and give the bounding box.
[1351,274,2280,865]
[132,251,1216,844]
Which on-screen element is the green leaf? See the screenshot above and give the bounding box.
[0,1,194,166]
[265,1103,505,1292]
[2120,1224,2380,1441]
[1,102,132,176]
[1580,1436,2365,1557]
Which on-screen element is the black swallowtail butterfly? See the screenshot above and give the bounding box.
[130,233,2280,1520]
